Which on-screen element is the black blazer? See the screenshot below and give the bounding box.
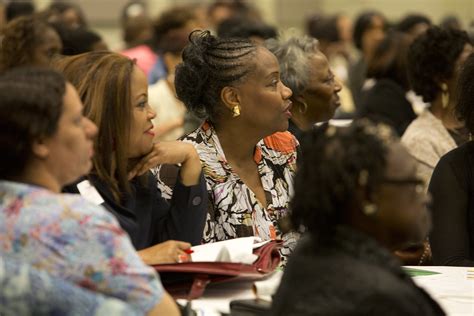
[64,171,208,249]
[429,141,474,266]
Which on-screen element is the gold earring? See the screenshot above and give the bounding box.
[362,203,378,216]
[232,105,240,118]
[441,83,449,109]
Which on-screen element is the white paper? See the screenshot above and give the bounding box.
[191,237,262,264]
[253,270,283,301]
[76,180,104,205]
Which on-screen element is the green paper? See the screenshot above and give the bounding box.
[403,267,441,277]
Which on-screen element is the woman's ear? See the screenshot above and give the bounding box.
[31,139,50,159]
[220,86,241,112]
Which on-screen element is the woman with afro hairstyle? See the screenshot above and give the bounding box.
[402,26,472,189]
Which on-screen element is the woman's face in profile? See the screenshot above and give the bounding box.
[300,53,342,123]
[370,142,431,249]
[42,83,97,186]
[234,47,293,136]
[128,66,156,158]
[33,27,62,66]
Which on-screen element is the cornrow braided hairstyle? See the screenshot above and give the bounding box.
[290,119,397,245]
[174,30,257,123]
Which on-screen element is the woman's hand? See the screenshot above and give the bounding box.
[138,240,192,265]
[129,141,202,186]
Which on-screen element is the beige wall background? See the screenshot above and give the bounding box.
[34,0,474,49]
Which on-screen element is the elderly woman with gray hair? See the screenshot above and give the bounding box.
[266,35,342,141]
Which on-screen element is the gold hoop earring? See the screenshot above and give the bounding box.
[232,105,240,118]
[441,83,449,109]
[362,203,378,216]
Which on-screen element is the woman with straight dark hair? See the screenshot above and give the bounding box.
[58,51,207,265]
[0,67,179,315]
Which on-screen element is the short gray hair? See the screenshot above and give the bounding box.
[265,35,319,97]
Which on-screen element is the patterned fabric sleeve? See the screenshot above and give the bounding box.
[0,256,140,316]
[57,195,164,313]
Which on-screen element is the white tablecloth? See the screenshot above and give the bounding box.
[179,266,474,316]
[407,266,474,316]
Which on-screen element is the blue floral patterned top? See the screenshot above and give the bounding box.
[0,255,140,315]
[0,180,163,313]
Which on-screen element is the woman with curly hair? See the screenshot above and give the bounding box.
[272,121,444,315]
[428,53,474,266]
[401,26,472,189]
[0,15,62,70]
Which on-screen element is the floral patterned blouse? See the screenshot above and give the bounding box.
[0,255,140,315]
[0,180,162,314]
[156,122,299,260]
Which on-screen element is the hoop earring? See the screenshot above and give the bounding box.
[362,203,378,216]
[299,101,308,114]
[232,105,240,118]
[441,83,449,109]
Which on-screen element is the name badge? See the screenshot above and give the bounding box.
[76,180,104,205]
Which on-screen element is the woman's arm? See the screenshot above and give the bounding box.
[128,141,202,185]
[129,142,207,245]
[428,153,474,266]
[137,240,191,265]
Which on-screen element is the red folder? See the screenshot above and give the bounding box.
[153,240,282,299]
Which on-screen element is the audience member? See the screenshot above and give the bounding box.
[396,13,431,40]
[402,26,472,188]
[358,31,415,136]
[0,15,62,70]
[306,13,355,116]
[5,0,34,22]
[147,6,197,140]
[122,15,153,49]
[158,30,298,261]
[207,0,260,31]
[47,1,87,29]
[217,16,277,44]
[266,35,342,141]
[52,23,108,55]
[57,52,207,265]
[272,121,444,316]
[0,67,179,315]
[348,10,386,109]
[440,14,462,31]
[429,53,474,266]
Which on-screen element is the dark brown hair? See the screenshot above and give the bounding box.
[0,67,65,179]
[0,15,55,70]
[53,52,135,199]
[367,31,411,90]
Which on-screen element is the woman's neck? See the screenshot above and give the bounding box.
[291,106,313,132]
[12,163,61,193]
[214,120,262,163]
[430,96,463,130]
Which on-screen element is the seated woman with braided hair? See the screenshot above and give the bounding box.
[157,30,298,260]
[272,121,444,316]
